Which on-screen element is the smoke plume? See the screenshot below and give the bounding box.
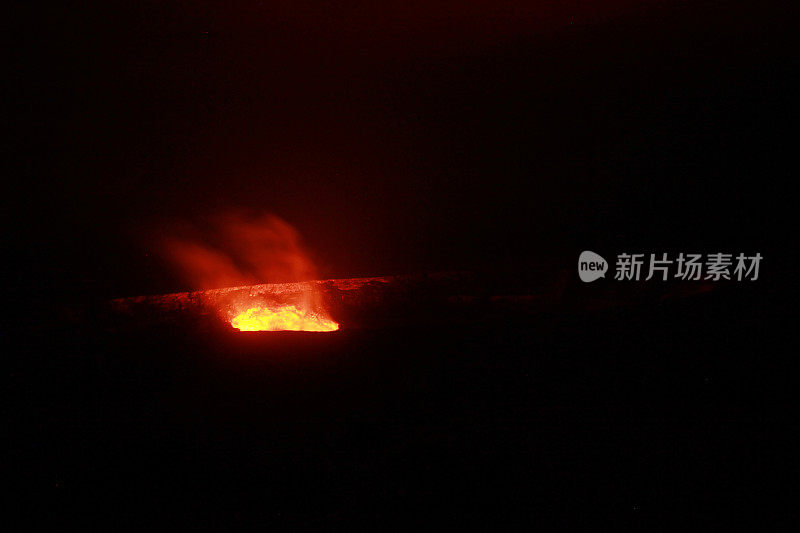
[160,212,319,290]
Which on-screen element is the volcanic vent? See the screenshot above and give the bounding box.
[158,212,338,332]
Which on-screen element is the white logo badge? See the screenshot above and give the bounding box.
[579,251,608,282]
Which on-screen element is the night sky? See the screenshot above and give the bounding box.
[8,1,794,295]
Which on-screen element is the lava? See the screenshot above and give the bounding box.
[230,305,339,332]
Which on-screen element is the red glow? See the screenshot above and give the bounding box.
[159,212,337,332]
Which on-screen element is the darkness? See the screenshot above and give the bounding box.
[6,0,797,528]
[8,0,794,295]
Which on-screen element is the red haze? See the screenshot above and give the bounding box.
[160,212,320,290]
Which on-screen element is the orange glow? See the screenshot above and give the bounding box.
[230,305,339,332]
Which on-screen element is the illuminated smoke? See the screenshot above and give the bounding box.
[159,212,337,331]
[160,212,319,290]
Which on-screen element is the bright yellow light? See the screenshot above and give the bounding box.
[230,305,338,332]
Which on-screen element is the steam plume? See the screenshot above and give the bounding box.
[160,212,319,290]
